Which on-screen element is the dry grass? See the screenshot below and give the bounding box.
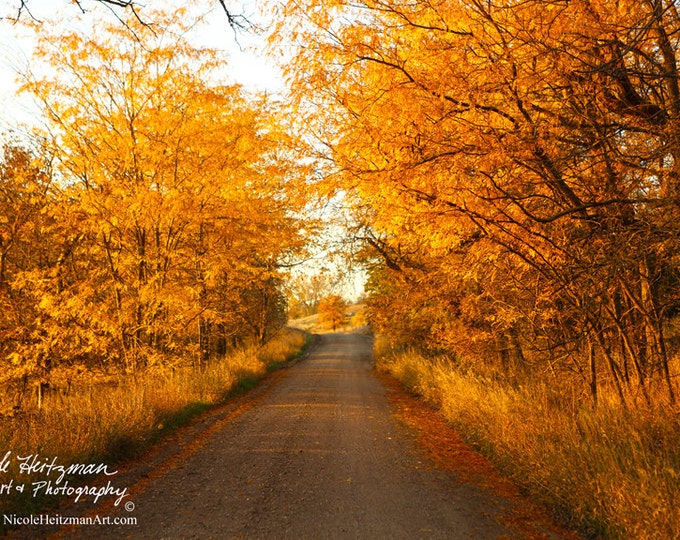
[374,336,680,540]
[288,304,368,334]
[0,327,308,515]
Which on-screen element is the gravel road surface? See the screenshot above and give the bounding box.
[29,333,559,539]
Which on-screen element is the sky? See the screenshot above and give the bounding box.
[0,0,284,132]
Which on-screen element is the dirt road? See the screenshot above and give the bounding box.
[35,333,562,539]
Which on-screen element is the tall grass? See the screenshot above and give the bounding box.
[374,336,680,539]
[0,327,308,516]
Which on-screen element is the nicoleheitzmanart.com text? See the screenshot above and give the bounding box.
[4,514,137,526]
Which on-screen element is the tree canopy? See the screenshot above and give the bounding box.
[271,0,680,406]
[4,0,680,411]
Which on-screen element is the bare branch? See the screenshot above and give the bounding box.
[4,1,250,32]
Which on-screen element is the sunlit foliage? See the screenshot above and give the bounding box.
[1,9,308,397]
[317,294,347,331]
[272,0,680,407]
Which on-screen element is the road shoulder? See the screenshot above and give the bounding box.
[376,369,583,540]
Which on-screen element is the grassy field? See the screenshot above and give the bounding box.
[288,304,367,333]
[374,336,680,540]
[0,327,309,517]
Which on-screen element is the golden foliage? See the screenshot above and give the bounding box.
[317,294,347,331]
[1,10,311,395]
[272,0,680,406]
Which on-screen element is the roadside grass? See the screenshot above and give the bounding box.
[374,336,680,540]
[0,327,309,518]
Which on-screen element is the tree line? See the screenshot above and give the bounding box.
[273,0,680,407]
[0,10,308,401]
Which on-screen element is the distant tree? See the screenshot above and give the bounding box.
[286,269,343,319]
[350,306,367,329]
[317,295,347,332]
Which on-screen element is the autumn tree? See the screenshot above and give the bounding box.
[0,142,52,290]
[0,142,56,396]
[271,0,680,405]
[2,8,307,386]
[318,294,347,332]
[285,268,343,319]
